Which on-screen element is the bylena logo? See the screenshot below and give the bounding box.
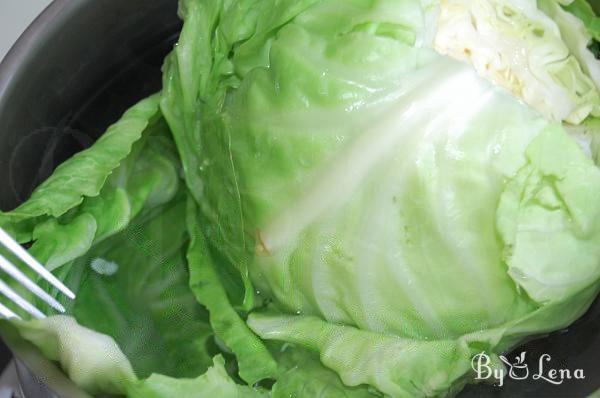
[471,351,585,387]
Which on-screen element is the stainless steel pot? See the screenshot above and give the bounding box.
[0,0,179,396]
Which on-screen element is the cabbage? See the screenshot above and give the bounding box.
[1,0,600,397]
[540,0,600,90]
[434,0,600,124]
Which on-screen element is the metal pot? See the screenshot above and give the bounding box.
[0,0,179,396]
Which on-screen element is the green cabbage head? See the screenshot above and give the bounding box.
[1,0,600,397]
[164,0,600,396]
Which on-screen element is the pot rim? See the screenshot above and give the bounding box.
[0,0,74,104]
[0,1,92,396]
